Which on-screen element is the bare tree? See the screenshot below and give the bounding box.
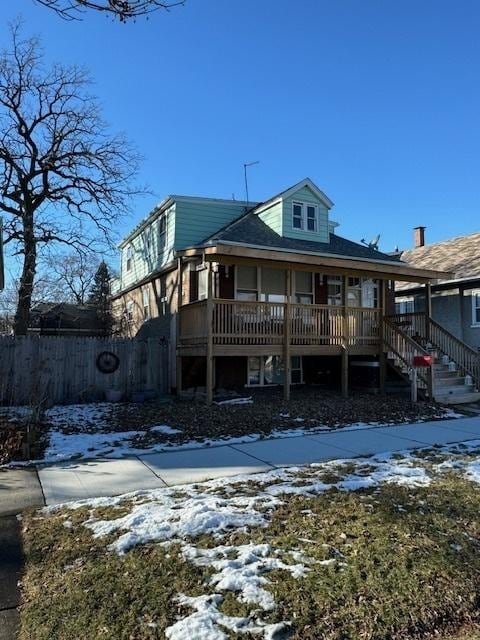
[0,22,142,334]
[35,0,184,21]
[45,251,100,304]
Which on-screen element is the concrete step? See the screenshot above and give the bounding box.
[435,391,480,405]
[434,384,475,396]
[433,376,467,387]
[434,370,462,380]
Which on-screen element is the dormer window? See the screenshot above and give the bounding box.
[292,202,317,232]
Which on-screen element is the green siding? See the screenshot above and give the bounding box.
[174,200,247,249]
[120,204,176,290]
[282,185,330,243]
[258,200,283,235]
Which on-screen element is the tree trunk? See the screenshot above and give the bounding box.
[13,220,37,335]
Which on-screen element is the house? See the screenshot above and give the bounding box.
[29,302,105,336]
[396,228,480,352]
[112,178,479,404]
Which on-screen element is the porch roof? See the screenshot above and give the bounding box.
[179,216,452,283]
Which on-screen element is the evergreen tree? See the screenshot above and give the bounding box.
[88,261,113,335]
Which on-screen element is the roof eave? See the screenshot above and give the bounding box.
[177,240,452,281]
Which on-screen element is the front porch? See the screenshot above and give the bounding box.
[174,248,449,403]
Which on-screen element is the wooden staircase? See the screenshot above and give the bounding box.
[383,314,480,405]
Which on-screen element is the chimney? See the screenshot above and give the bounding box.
[414,226,426,248]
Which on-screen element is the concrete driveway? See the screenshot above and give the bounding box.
[34,416,480,506]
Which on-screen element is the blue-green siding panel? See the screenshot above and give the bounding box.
[174,200,248,249]
[282,186,330,243]
[120,205,176,290]
[258,201,283,235]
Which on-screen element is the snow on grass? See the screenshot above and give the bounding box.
[1,400,469,466]
[44,449,443,639]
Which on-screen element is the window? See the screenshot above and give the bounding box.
[142,286,150,320]
[159,276,168,315]
[327,276,343,306]
[236,265,258,300]
[292,202,303,229]
[126,301,134,324]
[158,215,167,251]
[472,291,480,326]
[126,245,133,272]
[144,227,152,257]
[198,267,208,300]
[294,271,313,304]
[347,277,362,308]
[306,205,317,232]
[361,279,380,309]
[395,297,415,314]
[260,268,286,302]
[292,202,317,232]
[247,356,303,386]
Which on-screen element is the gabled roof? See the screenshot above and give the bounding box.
[252,177,334,215]
[204,213,402,263]
[397,231,480,291]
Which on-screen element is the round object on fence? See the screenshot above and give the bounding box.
[96,351,120,374]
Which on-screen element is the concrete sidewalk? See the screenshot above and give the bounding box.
[36,416,480,506]
[0,469,44,640]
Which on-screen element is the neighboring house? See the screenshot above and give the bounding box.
[112,178,480,404]
[396,228,480,352]
[29,302,105,336]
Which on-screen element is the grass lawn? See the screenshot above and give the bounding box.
[19,441,480,640]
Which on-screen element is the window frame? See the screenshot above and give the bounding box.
[246,355,304,387]
[126,301,134,324]
[472,290,480,327]
[158,215,167,251]
[291,201,318,233]
[126,245,133,272]
[142,286,150,321]
[395,297,415,315]
[294,271,314,304]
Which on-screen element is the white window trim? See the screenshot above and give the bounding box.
[126,301,134,324]
[142,286,150,320]
[291,201,318,234]
[126,245,133,272]
[471,290,480,327]
[293,271,314,304]
[158,215,167,251]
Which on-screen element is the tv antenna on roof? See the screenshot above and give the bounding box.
[361,234,381,251]
[243,160,259,208]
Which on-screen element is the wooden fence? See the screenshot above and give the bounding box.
[0,335,169,406]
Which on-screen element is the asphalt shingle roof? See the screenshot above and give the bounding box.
[205,214,402,264]
[397,232,480,290]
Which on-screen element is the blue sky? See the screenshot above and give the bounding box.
[2,0,480,260]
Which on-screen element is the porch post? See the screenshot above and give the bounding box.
[206,261,214,405]
[284,268,292,401]
[341,274,348,398]
[379,279,387,394]
[175,257,183,395]
[425,282,432,342]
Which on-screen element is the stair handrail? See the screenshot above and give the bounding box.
[383,317,433,396]
[427,316,480,388]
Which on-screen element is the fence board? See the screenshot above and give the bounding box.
[0,335,169,406]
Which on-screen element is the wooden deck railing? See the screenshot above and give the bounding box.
[178,299,208,346]
[179,299,383,348]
